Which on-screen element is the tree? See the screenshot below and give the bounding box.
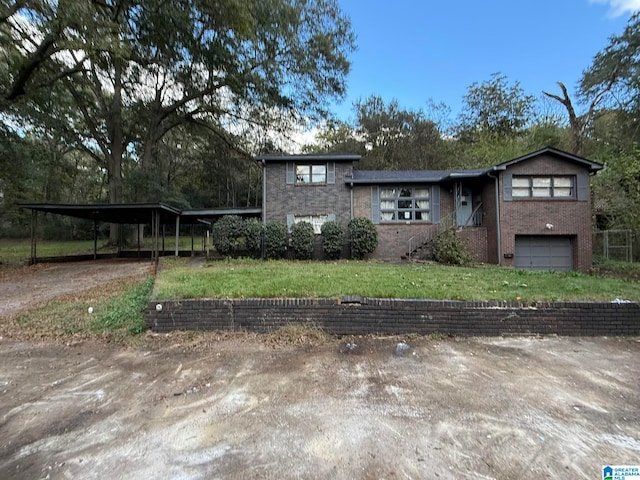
[580,12,640,125]
[354,96,446,170]
[458,73,536,138]
[2,0,356,217]
[577,13,640,231]
[542,81,616,156]
[0,0,110,104]
[310,119,364,154]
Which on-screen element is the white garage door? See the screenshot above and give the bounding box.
[515,236,573,271]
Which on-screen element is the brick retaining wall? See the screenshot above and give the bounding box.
[146,298,640,336]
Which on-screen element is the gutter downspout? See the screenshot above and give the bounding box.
[350,182,354,220]
[488,171,501,265]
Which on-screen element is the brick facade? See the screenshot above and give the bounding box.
[259,149,600,270]
[146,298,640,337]
[264,160,353,226]
[457,227,488,263]
[353,185,456,261]
[498,154,594,271]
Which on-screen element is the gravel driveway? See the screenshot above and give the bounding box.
[0,334,638,479]
[0,260,153,318]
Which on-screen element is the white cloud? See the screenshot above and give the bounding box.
[590,0,640,17]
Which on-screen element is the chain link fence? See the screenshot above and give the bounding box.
[592,230,638,262]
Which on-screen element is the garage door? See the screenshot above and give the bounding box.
[515,236,573,271]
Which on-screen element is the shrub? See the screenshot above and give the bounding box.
[433,228,473,265]
[321,220,344,260]
[290,221,315,260]
[244,218,264,258]
[264,222,288,259]
[348,217,378,259]
[211,215,245,257]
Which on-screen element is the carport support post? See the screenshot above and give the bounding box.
[151,211,157,261]
[190,224,194,256]
[174,216,180,257]
[93,220,98,260]
[30,209,37,265]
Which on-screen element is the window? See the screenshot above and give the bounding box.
[293,215,328,234]
[296,164,326,184]
[379,186,430,222]
[512,176,575,198]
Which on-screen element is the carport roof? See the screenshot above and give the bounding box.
[19,203,262,225]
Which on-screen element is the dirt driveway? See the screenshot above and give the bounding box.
[0,260,153,318]
[0,335,638,479]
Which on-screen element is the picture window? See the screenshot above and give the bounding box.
[380,186,430,222]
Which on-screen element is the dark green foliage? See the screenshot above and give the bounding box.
[264,222,288,259]
[348,217,378,259]
[321,220,344,260]
[291,221,315,260]
[244,218,264,258]
[211,215,246,257]
[433,229,473,265]
[459,73,536,137]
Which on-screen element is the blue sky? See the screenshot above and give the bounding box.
[330,0,638,123]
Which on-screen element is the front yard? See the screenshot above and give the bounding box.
[154,258,640,303]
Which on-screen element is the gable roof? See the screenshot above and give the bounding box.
[490,146,603,173]
[255,153,360,163]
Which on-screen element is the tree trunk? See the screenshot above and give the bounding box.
[107,60,124,245]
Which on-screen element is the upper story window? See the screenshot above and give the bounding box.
[380,186,430,222]
[296,164,326,184]
[512,175,575,199]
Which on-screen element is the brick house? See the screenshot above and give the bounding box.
[256,147,603,271]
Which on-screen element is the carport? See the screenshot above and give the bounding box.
[19,203,261,264]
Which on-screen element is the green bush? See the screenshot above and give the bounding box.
[290,221,315,260]
[264,222,288,259]
[348,217,378,259]
[211,215,245,257]
[321,220,344,260]
[244,218,264,258]
[433,228,473,265]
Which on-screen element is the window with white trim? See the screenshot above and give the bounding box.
[294,215,328,234]
[380,187,430,222]
[296,164,326,184]
[512,176,575,198]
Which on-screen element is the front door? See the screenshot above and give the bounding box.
[455,185,473,227]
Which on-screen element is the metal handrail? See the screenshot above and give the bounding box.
[462,202,484,227]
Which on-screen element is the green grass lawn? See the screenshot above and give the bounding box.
[11,276,154,342]
[0,237,206,268]
[153,258,640,302]
[0,239,113,267]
